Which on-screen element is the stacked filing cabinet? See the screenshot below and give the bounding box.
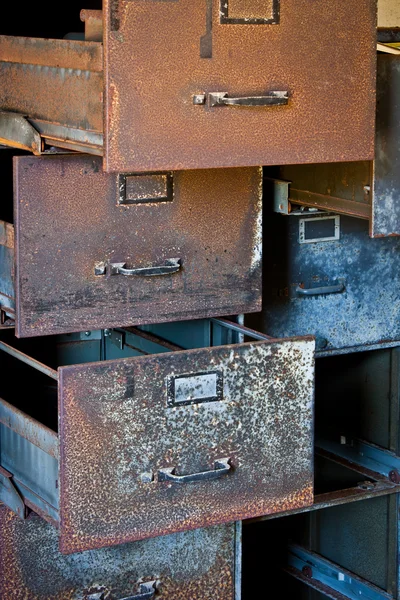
[0,1,378,598]
[244,39,400,600]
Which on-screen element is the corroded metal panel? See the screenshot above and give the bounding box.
[0,503,236,599]
[0,36,103,146]
[256,212,400,353]
[14,154,262,337]
[372,55,400,238]
[103,0,376,172]
[59,337,314,553]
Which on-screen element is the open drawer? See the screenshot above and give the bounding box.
[1,153,262,336]
[0,503,240,600]
[0,2,376,172]
[0,318,315,554]
[268,54,400,239]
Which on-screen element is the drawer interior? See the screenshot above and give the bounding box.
[0,319,242,430]
[0,318,267,526]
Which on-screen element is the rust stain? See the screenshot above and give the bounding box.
[0,503,236,599]
[58,336,314,553]
[14,155,262,337]
[103,0,377,172]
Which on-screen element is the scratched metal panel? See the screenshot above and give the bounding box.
[372,55,400,238]
[103,0,376,173]
[59,337,314,554]
[14,154,262,337]
[0,504,237,600]
[251,212,400,353]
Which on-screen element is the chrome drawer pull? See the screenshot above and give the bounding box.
[158,458,231,484]
[121,581,157,600]
[95,258,181,277]
[195,91,289,107]
[296,282,345,297]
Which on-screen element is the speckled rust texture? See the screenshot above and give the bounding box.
[0,503,236,599]
[59,336,314,553]
[103,0,377,172]
[14,155,262,337]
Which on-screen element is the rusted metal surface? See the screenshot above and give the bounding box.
[372,55,400,237]
[103,0,376,172]
[0,36,103,71]
[251,210,400,354]
[0,397,59,460]
[0,36,103,152]
[278,162,372,221]
[81,10,103,42]
[247,446,399,525]
[14,155,262,337]
[0,503,237,599]
[59,336,314,553]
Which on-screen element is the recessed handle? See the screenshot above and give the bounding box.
[158,458,231,484]
[120,581,157,600]
[296,282,345,297]
[193,91,289,107]
[95,258,181,277]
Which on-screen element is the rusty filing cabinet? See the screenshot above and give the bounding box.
[0,502,240,600]
[0,318,315,554]
[0,153,262,336]
[269,54,400,239]
[250,207,400,354]
[0,1,377,172]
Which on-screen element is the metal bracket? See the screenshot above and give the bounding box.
[265,178,331,217]
[286,545,392,599]
[79,330,102,341]
[317,438,400,484]
[104,329,125,351]
[0,112,42,154]
[264,177,291,214]
[0,466,26,520]
[0,307,15,329]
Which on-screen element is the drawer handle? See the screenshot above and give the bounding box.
[120,581,157,600]
[208,91,289,107]
[117,258,181,277]
[296,282,346,297]
[95,258,182,277]
[158,458,231,484]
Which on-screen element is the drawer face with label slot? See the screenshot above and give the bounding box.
[0,503,239,599]
[0,319,315,554]
[7,154,262,337]
[0,1,376,171]
[254,211,400,353]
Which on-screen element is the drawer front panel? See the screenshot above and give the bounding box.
[259,213,400,352]
[0,503,237,599]
[103,0,376,172]
[14,155,262,337]
[59,337,314,553]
